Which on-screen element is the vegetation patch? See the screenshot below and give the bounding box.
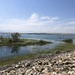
[0,33,52,46]
[62,39,73,43]
[0,39,51,46]
[39,43,75,54]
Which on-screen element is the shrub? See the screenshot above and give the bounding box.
[63,39,73,43]
[38,40,48,45]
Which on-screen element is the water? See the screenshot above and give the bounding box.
[0,33,75,58]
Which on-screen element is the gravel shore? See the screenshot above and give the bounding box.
[0,50,75,75]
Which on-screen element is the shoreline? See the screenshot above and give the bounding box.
[0,49,75,75]
[0,43,75,65]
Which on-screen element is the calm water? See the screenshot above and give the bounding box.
[0,33,75,58]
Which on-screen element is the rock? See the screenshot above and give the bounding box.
[55,51,61,54]
[50,72,57,75]
[25,61,31,67]
[0,50,75,75]
[15,64,19,68]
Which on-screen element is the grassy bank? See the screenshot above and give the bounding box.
[0,39,51,46]
[0,54,36,66]
[0,43,75,66]
[39,43,75,54]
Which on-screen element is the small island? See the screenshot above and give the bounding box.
[0,33,52,46]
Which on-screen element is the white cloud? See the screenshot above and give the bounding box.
[66,21,75,25]
[0,13,75,33]
[29,13,39,20]
[40,16,50,20]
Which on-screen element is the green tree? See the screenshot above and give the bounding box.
[11,33,20,43]
[0,36,4,41]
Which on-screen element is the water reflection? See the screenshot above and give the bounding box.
[0,46,20,57]
[11,46,20,54]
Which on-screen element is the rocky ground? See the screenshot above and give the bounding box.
[0,50,75,75]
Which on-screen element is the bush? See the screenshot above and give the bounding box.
[38,40,49,45]
[63,39,73,43]
[8,39,12,43]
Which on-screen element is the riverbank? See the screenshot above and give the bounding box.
[0,43,75,66]
[0,47,75,75]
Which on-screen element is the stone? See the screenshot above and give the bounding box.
[0,50,75,75]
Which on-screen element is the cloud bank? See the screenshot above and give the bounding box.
[0,13,75,33]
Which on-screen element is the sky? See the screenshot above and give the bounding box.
[0,0,75,33]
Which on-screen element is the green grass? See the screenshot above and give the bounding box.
[0,39,52,46]
[0,54,36,66]
[0,43,75,66]
[62,39,73,43]
[39,43,75,54]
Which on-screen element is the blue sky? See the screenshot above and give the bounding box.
[0,0,75,33]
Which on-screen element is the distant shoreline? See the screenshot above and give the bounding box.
[0,32,75,35]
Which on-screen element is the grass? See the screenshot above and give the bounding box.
[0,39,52,46]
[29,43,75,55]
[39,43,75,54]
[0,43,75,66]
[62,39,73,43]
[0,54,36,66]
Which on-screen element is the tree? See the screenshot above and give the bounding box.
[11,33,20,43]
[0,36,4,41]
